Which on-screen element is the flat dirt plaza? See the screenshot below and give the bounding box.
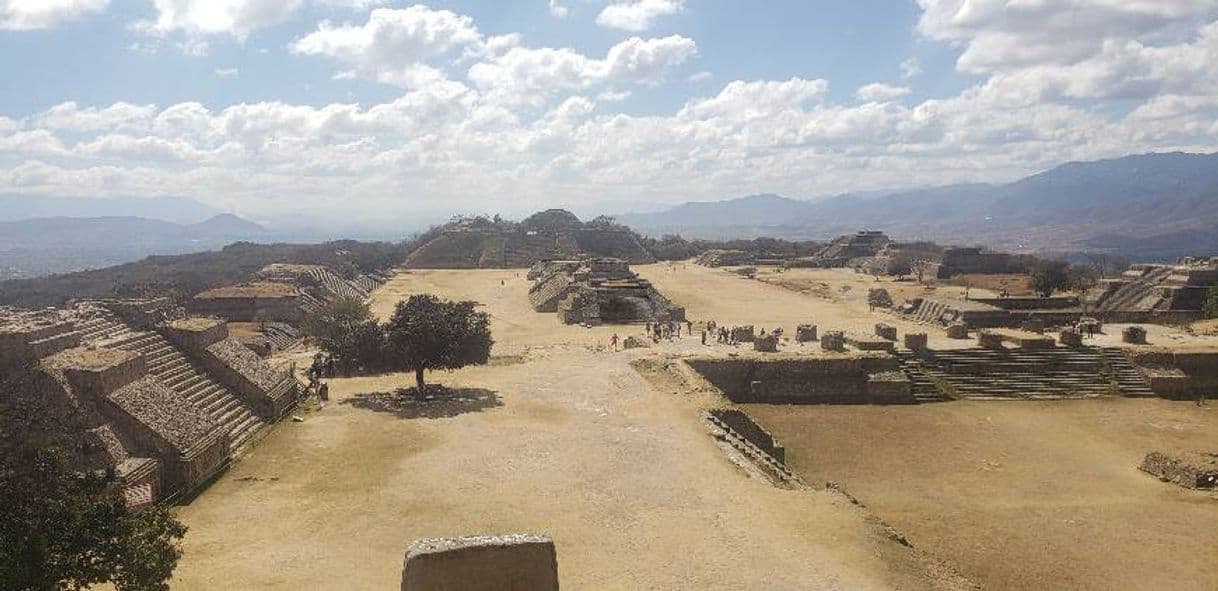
[170,264,1218,590]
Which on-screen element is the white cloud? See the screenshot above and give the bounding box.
[140,0,303,39]
[548,0,568,19]
[137,0,387,41]
[31,102,157,132]
[916,0,1218,104]
[5,2,1218,221]
[856,82,911,102]
[900,57,921,79]
[688,70,713,83]
[290,6,483,88]
[215,67,240,79]
[596,0,684,32]
[0,0,108,31]
[468,35,697,107]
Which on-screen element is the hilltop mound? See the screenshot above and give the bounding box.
[404,211,656,269]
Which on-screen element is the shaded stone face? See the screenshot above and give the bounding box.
[401,534,558,591]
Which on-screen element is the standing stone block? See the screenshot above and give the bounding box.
[904,332,928,351]
[795,324,818,343]
[1123,325,1147,344]
[820,331,845,351]
[730,325,756,343]
[754,334,779,353]
[977,331,1004,350]
[874,323,897,341]
[401,534,558,591]
[946,322,969,339]
[1058,328,1083,347]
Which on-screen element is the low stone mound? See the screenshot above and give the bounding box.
[401,534,558,591]
[1139,451,1218,489]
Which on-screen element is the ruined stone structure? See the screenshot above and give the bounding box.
[528,258,683,325]
[1090,257,1218,317]
[686,354,913,405]
[405,209,655,269]
[784,230,892,268]
[191,263,387,325]
[856,244,1028,278]
[1124,348,1218,399]
[695,249,754,267]
[1139,451,1218,490]
[920,247,1028,278]
[0,299,299,505]
[896,346,1153,400]
[400,534,559,591]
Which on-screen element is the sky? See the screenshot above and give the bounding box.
[1,0,1217,227]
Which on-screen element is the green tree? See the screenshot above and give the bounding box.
[1203,286,1218,319]
[1029,259,1072,297]
[302,297,375,353]
[384,294,493,391]
[0,450,187,591]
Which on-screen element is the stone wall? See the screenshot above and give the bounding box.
[1129,348,1218,399]
[188,294,302,323]
[709,408,785,462]
[686,355,913,405]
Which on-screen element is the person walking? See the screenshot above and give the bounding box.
[610,333,619,350]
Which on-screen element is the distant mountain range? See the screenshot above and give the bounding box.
[614,151,1218,260]
[0,214,271,279]
[0,195,222,224]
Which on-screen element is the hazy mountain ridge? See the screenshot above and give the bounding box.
[0,195,222,224]
[0,214,271,279]
[614,152,1218,259]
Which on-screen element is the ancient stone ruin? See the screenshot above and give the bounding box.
[1091,257,1218,316]
[191,263,387,324]
[400,534,559,591]
[686,354,913,405]
[1139,451,1218,490]
[528,258,684,325]
[695,249,755,267]
[0,299,300,506]
[404,209,655,269]
[785,230,891,268]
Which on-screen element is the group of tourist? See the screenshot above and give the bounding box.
[308,353,335,402]
[644,320,691,342]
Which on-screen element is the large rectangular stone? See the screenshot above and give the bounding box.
[402,534,558,591]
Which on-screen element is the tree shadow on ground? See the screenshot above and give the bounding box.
[341,387,502,419]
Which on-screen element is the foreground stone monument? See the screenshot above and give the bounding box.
[401,534,558,591]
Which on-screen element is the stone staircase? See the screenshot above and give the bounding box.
[909,299,953,324]
[1097,266,1173,311]
[73,310,138,344]
[308,267,369,301]
[704,412,807,490]
[503,233,568,267]
[894,353,950,403]
[528,273,575,312]
[1102,348,1156,397]
[110,331,266,452]
[899,347,1149,400]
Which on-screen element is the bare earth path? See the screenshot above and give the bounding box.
[170,268,959,590]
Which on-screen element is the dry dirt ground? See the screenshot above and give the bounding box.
[170,266,968,590]
[170,263,1217,590]
[747,400,1218,591]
